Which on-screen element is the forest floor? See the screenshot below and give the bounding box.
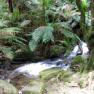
[42,71,94,94]
[8,70,94,94]
[0,68,94,94]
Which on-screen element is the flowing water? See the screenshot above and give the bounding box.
[7,41,89,80]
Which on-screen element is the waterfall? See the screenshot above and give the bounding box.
[7,41,89,80]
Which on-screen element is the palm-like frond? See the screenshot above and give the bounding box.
[0,46,14,60]
[0,27,21,37]
[29,26,54,51]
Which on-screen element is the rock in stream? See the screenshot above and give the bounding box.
[0,80,18,94]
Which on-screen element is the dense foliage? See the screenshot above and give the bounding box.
[0,0,94,70]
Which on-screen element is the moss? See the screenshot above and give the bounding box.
[87,50,94,70]
[22,79,44,94]
[72,56,84,64]
[40,83,47,94]
[70,56,86,72]
[0,80,18,94]
[57,70,72,82]
[78,79,87,88]
[39,68,62,81]
[40,68,72,82]
[50,45,64,57]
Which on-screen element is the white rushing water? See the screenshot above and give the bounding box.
[8,41,89,79]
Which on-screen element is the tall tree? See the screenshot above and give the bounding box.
[91,0,94,31]
[7,0,13,13]
[89,0,94,52]
[87,0,94,70]
[76,0,88,40]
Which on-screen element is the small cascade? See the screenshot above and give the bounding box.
[7,41,89,80]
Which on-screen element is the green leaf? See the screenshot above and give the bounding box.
[0,47,14,60]
[29,26,54,51]
[31,26,54,43]
[29,40,37,51]
[20,20,31,27]
[32,28,44,42]
[31,0,40,4]
[61,30,75,38]
[81,0,88,11]
[43,26,54,43]
[0,20,8,28]
[1,27,21,33]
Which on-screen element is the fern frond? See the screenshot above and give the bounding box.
[42,26,54,43]
[0,27,21,37]
[29,26,54,51]
[0,20,8,28]
[0,35,26,46]
[0,46,14,60]
[13,0,40,10]
[32,27,44,42]
[29,40,38,51]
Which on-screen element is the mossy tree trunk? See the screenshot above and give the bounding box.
[87,0,94,70]
[76,0,86,39]
[89,0,94,53]
[91,0,94,31]
[7,0,13,13]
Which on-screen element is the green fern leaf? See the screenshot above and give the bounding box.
[1,27,21,33]
[32,28,44,42]
[42,26,54,43]
[0,47,14,60]
[32,26,54,43]
[0,20,8,28]
[29,26,54,51]
[29,40,38,51]
[61,30,75,38]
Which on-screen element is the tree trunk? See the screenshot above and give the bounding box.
[76,0,86,40]
[89,0,94,52]
[7,0,13,13]
[91,0,94,30]
[87,0,94,70]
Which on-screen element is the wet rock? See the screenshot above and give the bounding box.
[10,74,32,90]
[0,80,18,94]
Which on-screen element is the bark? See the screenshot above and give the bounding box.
[76,0,86,39]
[87,0,94,70]
[91,0,94,30]
[7,0,13,13]
[89,0,94,52]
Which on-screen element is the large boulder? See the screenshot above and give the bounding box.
[0,80,18,94]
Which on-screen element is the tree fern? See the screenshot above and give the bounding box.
[42,26,54,43]
[29,40,38,51]
[0,27,22,40]
[0,46,14,60]
[13,0,40,10]
[0,20,8,28]
[29,26,54,51]
[0,27,26,48]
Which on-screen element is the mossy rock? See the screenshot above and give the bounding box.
[21,79,44,94]
[0,80,18,94]
[57,70,72,82]
[70,56,86,72]
[50,45,64,57]
[39,68,72,82]
[39,68,62,81]
[72,56,84,64]
[78,79,88,88]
